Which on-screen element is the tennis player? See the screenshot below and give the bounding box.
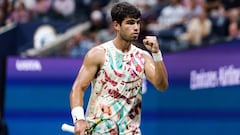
[69,2,168,135]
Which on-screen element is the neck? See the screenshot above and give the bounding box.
[113,37,132,53]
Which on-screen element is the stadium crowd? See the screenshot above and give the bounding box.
[0,0,240,57]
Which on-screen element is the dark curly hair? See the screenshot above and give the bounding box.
[111,2,141,25]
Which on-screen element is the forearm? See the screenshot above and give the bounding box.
[154,61,168,90]
[69,82,87,123]
[70,88,84,109]
[152,51,168,91]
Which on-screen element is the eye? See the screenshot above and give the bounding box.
[127,21,135,25]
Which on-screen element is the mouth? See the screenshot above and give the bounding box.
[133,33,139,36]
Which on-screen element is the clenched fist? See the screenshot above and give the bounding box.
[143,36,160,53]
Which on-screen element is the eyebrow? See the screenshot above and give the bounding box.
[126,18,140,21]
[125,18,141,23]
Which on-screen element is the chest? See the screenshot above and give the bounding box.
[103,50,145,82]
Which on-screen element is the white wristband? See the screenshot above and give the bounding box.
[152,51,163,62]
[71,106,85,124]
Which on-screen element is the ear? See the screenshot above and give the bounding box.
[113,21,120,31]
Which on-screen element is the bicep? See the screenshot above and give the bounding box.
[74,63,98,90]
[73,48,104,91]
[144,53,155,84]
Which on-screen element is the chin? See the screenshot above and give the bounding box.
[132,36,139,41]
[124,36,138,42]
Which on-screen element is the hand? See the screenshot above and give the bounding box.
[74,120,88,135]
[143,36,160,53]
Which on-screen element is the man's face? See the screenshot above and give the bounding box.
[118,17,141,41]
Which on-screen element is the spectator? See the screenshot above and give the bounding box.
[21,0,36,11]
[184,0,204,20]
[52,0,75,20]
[0,9,5,27]
[119,0,157,14]
[0,0,8,27]
[6,1,31,24]
[227,8,240,40]
[74,0,110,22]
[150,0,189,52]
[156,0,189,31]
[64,33,82,57]
[141,0,169,22]
[95,22,116,45]
[30,0,52,19]
[66,32,95,58]
[5,0,14,18]
[178,9,212,46]
[89,10,108,36]
[205,0,228,41]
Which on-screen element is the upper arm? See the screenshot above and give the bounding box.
[144,51,168,91]
[143,52,156,84]
[72,47,105,91]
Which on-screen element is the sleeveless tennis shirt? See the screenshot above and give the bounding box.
[86,41,146,135]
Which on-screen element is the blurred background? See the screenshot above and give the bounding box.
[0,0,240,135]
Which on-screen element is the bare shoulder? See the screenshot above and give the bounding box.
[84,45,105,65]
[86,45,105,57]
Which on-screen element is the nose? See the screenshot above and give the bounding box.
[134,23,139,31]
